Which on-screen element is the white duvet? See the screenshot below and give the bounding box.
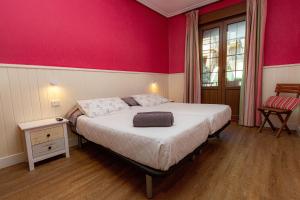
[139,103,232,134]
[76,103,231,171]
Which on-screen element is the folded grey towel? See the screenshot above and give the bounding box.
[133,112,174,127]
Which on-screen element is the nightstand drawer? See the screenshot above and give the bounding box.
[32,138,65,158]
[30,125,64,145]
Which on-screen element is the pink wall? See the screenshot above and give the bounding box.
[0,0,169,73]
[168,0,244,73]
[264,0,300,66]
[1,0,299,74]
[168,0,300,73]
[168,15,186,73]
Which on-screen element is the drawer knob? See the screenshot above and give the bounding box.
[48,146,52,150]
[46,134,50,137]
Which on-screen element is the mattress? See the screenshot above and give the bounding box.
[76,108,210,171]
[134,103,232,134]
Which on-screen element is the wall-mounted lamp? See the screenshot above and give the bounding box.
[49,80,59,86]
[149,82,159,94]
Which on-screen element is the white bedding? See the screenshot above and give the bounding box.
[76,102,231,171]
[76,108,210,171]
[134,103,231,134]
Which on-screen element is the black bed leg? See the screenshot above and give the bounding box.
[78,135,83,148]
[145,174,153,199]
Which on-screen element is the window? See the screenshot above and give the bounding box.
[226,21,246,87]
[201,28,220,87]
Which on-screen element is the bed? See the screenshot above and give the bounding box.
[70,97,231,198]
[76,108,210,171]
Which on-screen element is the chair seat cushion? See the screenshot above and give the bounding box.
[264,96,300,111]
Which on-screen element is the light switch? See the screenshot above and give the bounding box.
[51,100,60,107]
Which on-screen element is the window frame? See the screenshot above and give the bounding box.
[199,22,223,89]
[199,15,246,90]
[224,18,246,88]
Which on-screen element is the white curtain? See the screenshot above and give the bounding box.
[184,10,201,103]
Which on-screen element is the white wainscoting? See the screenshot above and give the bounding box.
[262,64,300,130]
[168,73,184,102]
[0,63,169,169]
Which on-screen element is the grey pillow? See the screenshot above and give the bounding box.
[122,97,140,106]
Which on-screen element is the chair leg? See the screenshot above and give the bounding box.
[265,113,276,132]
[276,112,292,137]
[258,110,267,133]
[258,110,275,133]
[276,113,292,134]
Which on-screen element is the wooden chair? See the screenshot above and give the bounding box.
[258,84,300,137]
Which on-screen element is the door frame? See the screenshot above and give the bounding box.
[199,14,246,120]
[199,21,224,104]
[222,15,246,104]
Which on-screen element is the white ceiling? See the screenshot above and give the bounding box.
[137,0,220,18]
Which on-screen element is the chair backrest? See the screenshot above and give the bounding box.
[275,84,300,98]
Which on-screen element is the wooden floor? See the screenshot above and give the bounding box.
[1,124,300,200]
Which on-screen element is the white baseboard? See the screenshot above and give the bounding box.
[289,123,299,131]
[0,137,79,170]
[0,152,26,169]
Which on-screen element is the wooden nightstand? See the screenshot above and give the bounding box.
[19,118,70,171]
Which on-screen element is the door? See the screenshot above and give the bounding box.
[200,16,246,121]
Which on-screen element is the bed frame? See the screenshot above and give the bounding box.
[70,120,230,198]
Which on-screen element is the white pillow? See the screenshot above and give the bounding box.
[132,94,169,107]
[77,97,129,118]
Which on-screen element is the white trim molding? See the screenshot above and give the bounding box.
[0,63,167,75]
[264,63,300,69]
[137,0,169,17]
[136,0,219,18]
[168,0,220,17]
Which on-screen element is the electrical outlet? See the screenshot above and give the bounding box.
[51,100,60,107]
